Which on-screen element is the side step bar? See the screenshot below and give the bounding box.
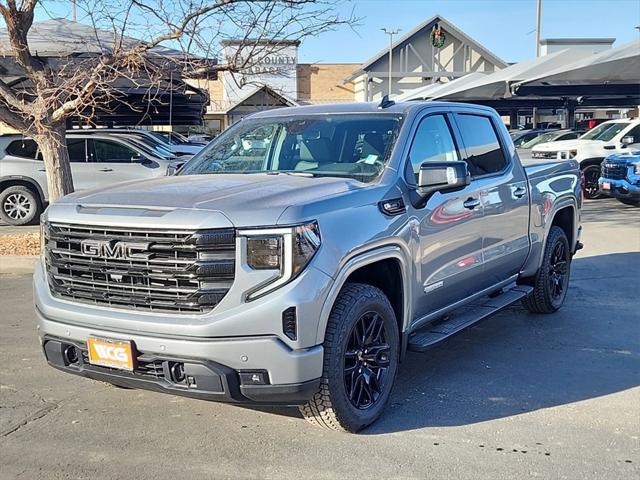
[407,285,534,352]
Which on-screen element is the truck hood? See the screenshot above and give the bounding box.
[533,139,603,152]
[57,173,366,227]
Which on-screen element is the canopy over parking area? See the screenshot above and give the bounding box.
[397,40,640,127]
[0,18,212,127]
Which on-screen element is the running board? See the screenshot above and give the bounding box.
[407,285,534,352]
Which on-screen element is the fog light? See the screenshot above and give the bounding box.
[239,370,269,385]
[63,345,79,365]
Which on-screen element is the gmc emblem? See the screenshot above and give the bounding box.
[80,239,152,260]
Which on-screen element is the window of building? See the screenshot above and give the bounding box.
[455,114,507,176]
[406,115,459,183]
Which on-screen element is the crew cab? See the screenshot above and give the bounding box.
[531,119,640,199]
[0,133,174,225]
[35,101,582,432]
[599,150,640,206]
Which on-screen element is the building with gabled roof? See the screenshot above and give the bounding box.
[345,14,508,102]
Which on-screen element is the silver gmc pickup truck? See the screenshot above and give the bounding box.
[35,101,582,432]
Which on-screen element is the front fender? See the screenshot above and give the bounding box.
[314,243,412,345]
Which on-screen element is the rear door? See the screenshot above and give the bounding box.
[87,138,162,187]
[65,137,98,191]
[406,112,486,320]
[452,111,530,288]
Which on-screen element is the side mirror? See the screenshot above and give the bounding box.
[131,154,144,163]
[417,161,470,197]
[621,136,635,147]
[166,161,185,176]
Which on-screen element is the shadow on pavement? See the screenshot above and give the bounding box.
[249,252,639,434]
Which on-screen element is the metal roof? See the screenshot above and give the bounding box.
[0,18,185,58]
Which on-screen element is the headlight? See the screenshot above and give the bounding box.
[241,221,321,300]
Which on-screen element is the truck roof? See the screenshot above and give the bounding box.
[249,100,496,118]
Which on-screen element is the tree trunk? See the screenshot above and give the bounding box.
[36,123,74,202]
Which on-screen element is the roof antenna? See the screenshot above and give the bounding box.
[378,94,395,109]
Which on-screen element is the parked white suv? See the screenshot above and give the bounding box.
[0,133,174,225]
[531,119,640,198]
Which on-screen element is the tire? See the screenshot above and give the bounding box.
[581,164,603,200]
[299,283,399,433]
[522,226,571,314]
[617,198,640,207]
[0,185,42,226]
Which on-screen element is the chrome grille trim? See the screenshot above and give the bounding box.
[44,222,236,314]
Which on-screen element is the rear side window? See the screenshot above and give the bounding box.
[455,114,508,177]
[66,138,87,163]
[406,115,459,183]
[6,139,38,159]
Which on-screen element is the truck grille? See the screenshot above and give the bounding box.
[601,162,628,180]
[44,223,236,314]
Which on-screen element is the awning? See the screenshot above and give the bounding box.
[512,40,640,96]
[393,72,487,101]
[429,49,593,101]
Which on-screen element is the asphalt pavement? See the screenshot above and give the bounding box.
[0,199,638,480]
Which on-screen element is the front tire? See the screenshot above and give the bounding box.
[522,226,571,314]
[299,283,399,433]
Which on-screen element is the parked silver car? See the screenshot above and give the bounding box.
[0,133,174,225]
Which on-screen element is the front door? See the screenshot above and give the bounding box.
[87,138,162,186]
[406,113,486,322]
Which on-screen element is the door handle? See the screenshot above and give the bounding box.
[513,186,527,198]
[98,168,113,172]
[38,168,46,172]
[463,197,481,210]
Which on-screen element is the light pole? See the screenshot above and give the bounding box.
[382,28,401,97]
[533,0,542,127]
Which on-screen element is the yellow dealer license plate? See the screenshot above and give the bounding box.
[87,337,134,371]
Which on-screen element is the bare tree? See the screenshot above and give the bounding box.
[0,0,352,201]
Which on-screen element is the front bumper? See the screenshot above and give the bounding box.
[38,324,322,406]
[598,177,640,201]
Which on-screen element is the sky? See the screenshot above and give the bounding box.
[31,0,640,65]
[299,0,640,64]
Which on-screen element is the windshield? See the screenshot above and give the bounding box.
[520,131,562,149]
[580,122,628,141]
[123,136,174,159]
[179,114,403,182]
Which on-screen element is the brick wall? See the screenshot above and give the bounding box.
[297,63,358,103]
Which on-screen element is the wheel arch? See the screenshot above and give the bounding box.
[315,245,412,347]
[0,176,46,205]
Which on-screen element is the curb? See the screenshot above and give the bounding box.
[0,256,38,274]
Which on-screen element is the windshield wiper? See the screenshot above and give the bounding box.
[265,171,316,177]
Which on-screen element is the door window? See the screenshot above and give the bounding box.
[90,139,138,163]
[6,139,39,159]
[66,138,87,162]
[455,114,507,177]
[406,115,459,183]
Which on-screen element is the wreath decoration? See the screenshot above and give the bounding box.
[430,25,446,48]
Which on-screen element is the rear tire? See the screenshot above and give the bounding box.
[299,283,399,433]
[617,198,640,207]
[0,185,42,226]
[522,226,571,314]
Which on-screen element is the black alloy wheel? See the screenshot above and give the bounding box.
[548,240,569,302]
[344,311,391,410]
[582,164,602,199]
